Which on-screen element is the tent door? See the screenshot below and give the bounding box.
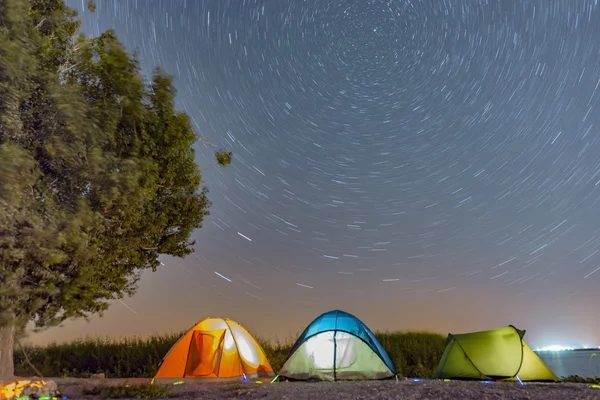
[184,329,226,377]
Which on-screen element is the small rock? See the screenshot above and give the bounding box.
[91,373,106,379]
[44,380,59,393]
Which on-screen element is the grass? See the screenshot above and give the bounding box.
[561,375,600,384]
[14,332,181,378]
[12,331,600,384]
[14,330,446,379]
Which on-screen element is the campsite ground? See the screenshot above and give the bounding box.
[54,377,600,399]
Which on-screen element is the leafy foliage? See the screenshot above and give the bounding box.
[215,151,232,167]
[0,0,229,360]
[200,150,233,171]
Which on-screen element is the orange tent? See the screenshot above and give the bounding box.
[152,317,274,383]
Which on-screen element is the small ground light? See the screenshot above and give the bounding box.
[14,398,67,400]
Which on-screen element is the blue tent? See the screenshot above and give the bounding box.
[278,310,397,381]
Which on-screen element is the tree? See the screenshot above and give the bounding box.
[0,0,231,379]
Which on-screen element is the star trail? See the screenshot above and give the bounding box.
[32,0,600,348]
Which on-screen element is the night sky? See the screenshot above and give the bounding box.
[31,0,600,348]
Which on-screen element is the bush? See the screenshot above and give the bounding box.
[14,332,182,378]
[376,331,446,377]
[257,338,294,374]
[14,330,600,383]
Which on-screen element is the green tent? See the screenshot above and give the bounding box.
[433,325,559,381]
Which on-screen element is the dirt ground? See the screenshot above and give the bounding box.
[50,377,600,400]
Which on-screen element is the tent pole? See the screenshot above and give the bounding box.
[333,330,338,381]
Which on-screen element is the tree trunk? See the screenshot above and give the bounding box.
[0,324,15,381]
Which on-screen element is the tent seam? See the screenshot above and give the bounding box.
[449,335,490,380]
[508,325,526,379]
[333,310,339,381]
[282,329,395,376]
[155,319,202,371]
[223,319,248,378]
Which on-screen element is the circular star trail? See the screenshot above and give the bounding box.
[49,0,600,345]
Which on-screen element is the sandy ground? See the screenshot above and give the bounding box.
[50,377,600,400]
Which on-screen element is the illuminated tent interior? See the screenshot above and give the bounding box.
[277,310,397,381]
[152,317,274,383]
[432,325,559,382]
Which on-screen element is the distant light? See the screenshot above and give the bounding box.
[536,345,574,352]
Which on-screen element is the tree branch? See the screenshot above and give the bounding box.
[33,18,47,30]
[199,162,218,172]
[58,63,79,76]
[16,338,44,379]
[198,138,215,147]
